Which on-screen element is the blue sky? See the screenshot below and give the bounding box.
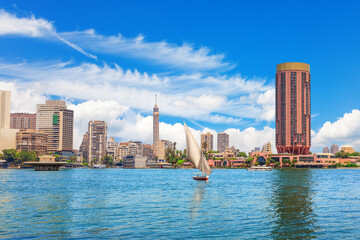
[0,0,359,152]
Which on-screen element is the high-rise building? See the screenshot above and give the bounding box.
[117,142,129,160]
[217,132,229,153]
[79,132,89,161]
[201,132,213,152]
[331,144,339,154]
[275,62,311,155]
[143,144,154,158]
[16,129,47,155]
[262,142,272,154]
[36,100,74,152]
[153,95,159,156]
[106,137,118,162]
[0,90,11,129]
[157,140,173,160]
[0,90,19,153]
[88,120,107,163]
[323,146,330,153]
[10,113,36,130]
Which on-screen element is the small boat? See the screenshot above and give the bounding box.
[93,164,106,168]
[184,122,212,180]
[247,165,272,171]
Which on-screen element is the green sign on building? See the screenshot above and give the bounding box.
[53,115,59,125]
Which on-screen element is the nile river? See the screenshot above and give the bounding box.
[1,168,360,239]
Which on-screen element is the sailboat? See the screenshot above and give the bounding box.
[184,122,212,180]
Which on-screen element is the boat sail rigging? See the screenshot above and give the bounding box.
[184,122,212,180]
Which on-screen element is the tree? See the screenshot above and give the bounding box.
[238,152,247,158]
[0,153,3,160]
[101,155,113,166]
[3,149,18,163]
[336,150,350,159]
[245,157,253,166]
[17,151,36,163]
[70,156,77,162]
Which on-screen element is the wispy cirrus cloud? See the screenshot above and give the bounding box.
[0,9,97,59]
[60,30,232,71]
[0,9,230,71]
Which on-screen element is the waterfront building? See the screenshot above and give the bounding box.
[10,113,36,130]
[262,142,272,154]
[331,144,339,154]
[123,155,147,168]
[117,142,129,160]
[36,100,74,152]
[153,95,159,157]
[201,132,213,152]
[79,132,89,161]
[0,90,19,153]
[16,129,47,155]
[323,146,330,153]
[142,144,154,158]
[217,132,229,153]
[157,140,174,161]
[341,145,355,154]
[87,120,107,163]
[275,62,311,155]
[106,137,118,162]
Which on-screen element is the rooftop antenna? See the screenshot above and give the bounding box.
[155,94,157,105]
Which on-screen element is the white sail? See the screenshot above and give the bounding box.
[184,122,212,176]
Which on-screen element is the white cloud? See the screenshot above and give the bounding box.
[60,30,231,71]
[0,81,47,113]
[225,126,275,154]
[312,109,360,150]
[0,9,96,59]
[0,9,53,37]
[0,60,273,124]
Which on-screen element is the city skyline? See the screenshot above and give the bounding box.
[0,1,360,153]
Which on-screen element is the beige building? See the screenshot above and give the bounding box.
[117,142,129,160]
[36,100,74,152]
[11,113,36,130]
[217,132,229,153]
[106,137,118,162]
[0,90,11,129]
[79,132,89,161]
[0,90,18,153]
[88,120,107,163]
[16,129,47,155]
[157,140,173,160]
[262,142,272,154]
[341,145,355,154]
[201,132,213,152]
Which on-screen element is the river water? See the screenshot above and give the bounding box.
[0,168,359,239]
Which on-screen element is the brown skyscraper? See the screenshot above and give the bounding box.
[153,95,159,156]
[275,62,311,155]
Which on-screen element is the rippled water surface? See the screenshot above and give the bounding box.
[1,168,360,239]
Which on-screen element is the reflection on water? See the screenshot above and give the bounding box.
[190,181,207,218]
[270,170,317,239]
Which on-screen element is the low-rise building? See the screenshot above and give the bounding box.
[16,129,47,155]
[341,145,355,154]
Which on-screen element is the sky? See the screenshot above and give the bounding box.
[0,0,359,153]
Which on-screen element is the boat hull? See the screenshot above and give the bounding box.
[193,175,209,181]
[247,166,272,171]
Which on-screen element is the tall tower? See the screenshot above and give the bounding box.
[275,62,311,155]
[36,100,74,152]
[153,95,159,156]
